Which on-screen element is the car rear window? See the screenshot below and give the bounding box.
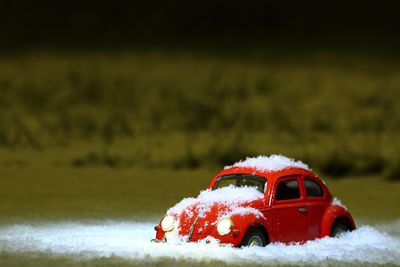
[213,174,267,193]
[304,178,324,197]
[275,179,300,200]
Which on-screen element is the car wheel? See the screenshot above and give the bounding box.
[330,222,349,238]
[240,228,267,247]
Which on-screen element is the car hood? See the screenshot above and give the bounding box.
[166,186,265,240]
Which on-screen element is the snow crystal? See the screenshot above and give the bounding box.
[332,197,348,211]
[225,154,311,172]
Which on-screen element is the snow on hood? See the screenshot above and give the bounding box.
[167,185,264,220]
[225,154,311,172]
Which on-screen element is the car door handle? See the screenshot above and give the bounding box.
[298,207,307,212]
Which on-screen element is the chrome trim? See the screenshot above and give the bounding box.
[151,238,164,243]
[188,214,200,241]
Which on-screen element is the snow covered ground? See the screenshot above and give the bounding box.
[1,220,399,266]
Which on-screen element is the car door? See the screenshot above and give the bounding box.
[302,176,328,240]
[272,175,308,243]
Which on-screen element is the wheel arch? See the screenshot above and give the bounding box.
[249,222,270,244]
[231,213,271,246]
[320,204,356,238]
[239,224,269,247]
[330,216,355,234]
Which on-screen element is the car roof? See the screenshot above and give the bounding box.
[224,155,311,173]
[208,156,331,199]
[215,155,316,182]
[213,166,317,184]
[208,155,329,191]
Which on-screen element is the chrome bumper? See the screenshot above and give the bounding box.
[150,237,233,247]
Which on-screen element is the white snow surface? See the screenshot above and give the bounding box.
[167,185,264,219]
[225,154,311,172]
[1,220,400,265]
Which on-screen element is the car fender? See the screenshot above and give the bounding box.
[229,211,271,245]
[319,203,356,238]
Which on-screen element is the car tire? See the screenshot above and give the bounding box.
[240,228,267,247]
[330,222,349,238]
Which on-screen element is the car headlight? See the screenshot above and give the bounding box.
[217,218,233,236]
[161,215,176,232]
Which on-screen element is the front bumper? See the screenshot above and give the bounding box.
[150,236,233,247]
[151,238,164,243]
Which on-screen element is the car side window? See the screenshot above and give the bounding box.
[304,178,323,197]
[275,178,300,201]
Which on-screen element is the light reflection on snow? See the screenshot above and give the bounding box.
[0,220,399,265]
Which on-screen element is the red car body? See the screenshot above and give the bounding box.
[154,159,356,247]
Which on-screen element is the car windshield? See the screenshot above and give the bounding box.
[213,174,267,193]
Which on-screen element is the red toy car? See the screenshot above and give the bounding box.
[154,155,355,247]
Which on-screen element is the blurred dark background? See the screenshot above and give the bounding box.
[1,0,400,225]
[1,0,400,180]
[1,0,400,47]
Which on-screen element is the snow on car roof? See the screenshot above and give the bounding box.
[225,154,311,172]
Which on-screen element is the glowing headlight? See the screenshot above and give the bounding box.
[161,215,176,232]
[217,218,233,236]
